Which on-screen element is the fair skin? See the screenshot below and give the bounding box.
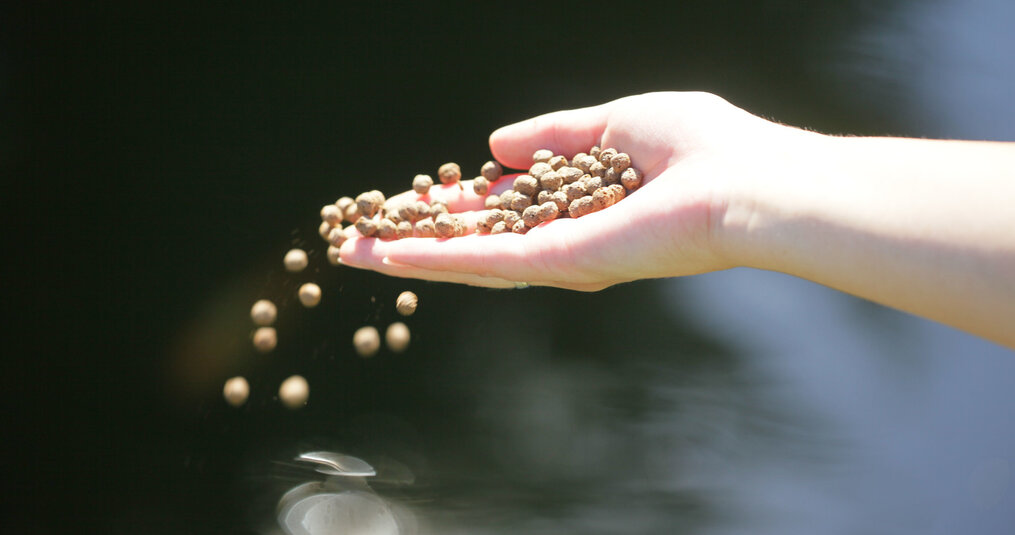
[339,92,1015,349]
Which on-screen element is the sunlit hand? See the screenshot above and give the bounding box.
[338,91,808,290]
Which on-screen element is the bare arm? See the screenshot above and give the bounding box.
[339,92,1015,348]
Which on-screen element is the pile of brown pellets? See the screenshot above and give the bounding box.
[316,146,643,257]
[224,146,641,409]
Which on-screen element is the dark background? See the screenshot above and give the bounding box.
[5,2,1013,534]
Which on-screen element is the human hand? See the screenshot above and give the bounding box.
[339,91,810,290]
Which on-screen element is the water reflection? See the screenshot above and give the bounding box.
[277,452,416,535]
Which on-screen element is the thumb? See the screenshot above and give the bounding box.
[489,103,610,170]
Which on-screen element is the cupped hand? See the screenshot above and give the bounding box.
[339,91,803,290]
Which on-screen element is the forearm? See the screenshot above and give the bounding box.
[723,132,1015,348]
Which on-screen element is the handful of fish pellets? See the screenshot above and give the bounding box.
[315,146,642,249]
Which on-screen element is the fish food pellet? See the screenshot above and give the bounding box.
[438,162,461,185]
[328,226,348,247]
[473,176,489,196]
[385,322,411,353]
[414,217,436,237]
[522,204,542,228]
[250,299,277,326]
[355,215,379,237]
[279,375,309,409]
[481,160,502,181]
[356,190,385,218]
[223,376,250,407]
[284,249,309,273]
[377,218,398,240]
[434,212,456,238]
[298,283,322,307]
[396,291,418,316]
[317,145,643,249]
[513,175,538,197]
[326,245,341,265]
[621,167,643,190]
[413,174,433,194]
[321,204,342,226]
[253,326,277,353]
[318,220,333,241]
[353,326,381,358]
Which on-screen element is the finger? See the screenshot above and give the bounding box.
[338,238,518,289]
[384,174,519,213]
[339,235,609,291]
[489,103,611,169]
[364,220,596,285]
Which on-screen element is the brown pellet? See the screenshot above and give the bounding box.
[434,212,456,238]
[621,167,643,190]
[568,196,595,218]
[503,210,521,228]
[413,174,433,194]
[513,175,539,197]
[589,146,602,159]
[582,175,604,195]
[430,199,449,216]
[397,201,420,223]
[223,376,250,407]
[356,190,384,218]
[537,190,554,205]
[414,218,436,237]
[284,249,309,273]
[473,176,489,196]
[532,149,553,163]
[355,215,379,237]
[603,167,620,186]
[319,220,333,241]
[377,218,398,240]
[550,190,569,212]
[599,147,618,167]
[336,196,355,213]
[250,299,277,326]
[528,162,552,181]
[522,204,542,228]
[326,245,341,265]
[396,220,413,239]
[320,204,342,226]
[511,219,529,234]
[481,160,503,182]
[589,161,606,178]
[558,166,583,184]
[490,220,508,234]
[484,195,502,209]
[537,201,559,222]
[328,226,347,247]
[353,326,381,357]
[343,202,362,224]
[385,322,411,353]
[415,200,432,220]
[396,290,418,316]
[570,152,588,167]
[611,152,631,173]
[548,155,568,170]
[509,193,533,212]
[563,182,586,203]
[575,155,596,174]
[298,283,322,307]
[278,375,309,409]
[539,170,563,191]
[438,162,461,185]
[253,326,277,353]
